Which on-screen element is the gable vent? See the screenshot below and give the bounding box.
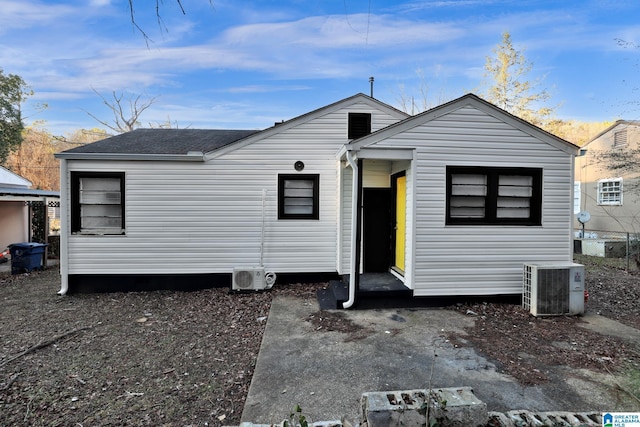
[348,113,372,139]
[614,130,627,148]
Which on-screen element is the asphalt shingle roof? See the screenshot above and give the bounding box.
[62,128,261,155]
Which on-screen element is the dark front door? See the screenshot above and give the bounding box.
[363,188,392,273]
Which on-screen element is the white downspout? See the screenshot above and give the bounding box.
[343,150,358,308]
[58,159,69,296]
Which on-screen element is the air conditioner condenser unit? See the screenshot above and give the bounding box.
[523,263,585,317]
[232,267,266,291]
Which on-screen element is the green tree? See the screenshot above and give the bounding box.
[0,69,31,165]
[483,32,553,128]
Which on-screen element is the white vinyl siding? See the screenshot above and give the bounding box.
[64,101,404,276]
[365,105,574,296]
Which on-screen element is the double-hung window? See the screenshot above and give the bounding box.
[71,172,125,234]
[597,178,623,205]
[278,174,319,220]
[446,166,542,225]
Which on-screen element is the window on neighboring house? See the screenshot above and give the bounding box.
[348,113,371,139]
[446,166,542,225]
[574,181,581,214]
[614,130,628,148]
[278,174,319,219]
[597,178,623,206]
[71,172,125,234]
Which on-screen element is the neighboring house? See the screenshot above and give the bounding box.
[575,120,640,234]
[0,166,60,251]
[56,93,579,305]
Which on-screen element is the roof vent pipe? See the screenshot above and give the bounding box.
[369,76,374,98]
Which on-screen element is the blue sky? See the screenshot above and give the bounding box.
[1,0,639,137]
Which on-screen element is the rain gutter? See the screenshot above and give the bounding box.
[343,150,362,309]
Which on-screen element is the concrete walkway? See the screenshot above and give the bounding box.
[241,295,640,425]
[579,312,640,348]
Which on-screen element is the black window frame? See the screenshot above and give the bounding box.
[348,112,372,139]
[278,174,320,220]
[71,171,126,235]
[446,166,542,226]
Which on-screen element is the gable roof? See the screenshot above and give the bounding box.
[582,120,640,148]
[57,94,409,161]
[0,187,59,199]
[0,166,32,188]
[57,129,261,160]
[0,166,58,201]
[347,93,578,155]
[204,93,409,159]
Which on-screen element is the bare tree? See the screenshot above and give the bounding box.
[149,116,188,129]
[87,90,158,134]
[63,128,110,144]
[128,0,214,44]
[396,69,447,115]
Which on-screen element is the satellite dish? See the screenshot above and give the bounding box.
[576,211,591,224]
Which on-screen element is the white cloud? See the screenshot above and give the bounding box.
[0,0,75,33]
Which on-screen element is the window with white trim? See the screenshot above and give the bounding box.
[597,178,623,206]
[574,181,581,214]
[71,172,125,234]
[446,166,542,225]
[278,174,319,219]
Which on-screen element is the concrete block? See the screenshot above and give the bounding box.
[428,387,488,427]
[573,412,602,426]
[361,387,487,427]
[506,410,545,426]
[362,389,427,427]
[487,411,514,426]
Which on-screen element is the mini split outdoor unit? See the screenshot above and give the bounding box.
[232,267,268,291]
[522,263,585,317]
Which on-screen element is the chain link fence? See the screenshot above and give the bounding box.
[574,228,640,271]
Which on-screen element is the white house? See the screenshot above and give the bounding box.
[55,93,579,306]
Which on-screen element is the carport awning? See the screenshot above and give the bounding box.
[0,187,60,202]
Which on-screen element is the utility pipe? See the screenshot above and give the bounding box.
[343,151,360,308]
[58,159,69,295]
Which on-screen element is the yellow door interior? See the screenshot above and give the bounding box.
[394,175,406,273]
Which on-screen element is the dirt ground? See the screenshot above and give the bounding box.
[1,255,639,426]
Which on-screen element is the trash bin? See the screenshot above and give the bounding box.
[9,242,48,275]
